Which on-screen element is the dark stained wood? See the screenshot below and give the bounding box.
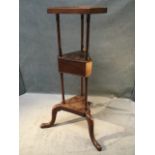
[40,96,87,122]
[58,52,93,77]
[40,104,61,128]
[47,6,107,14]
[85,77,88,110]
[41,6,108,151]
[85,14,90,60]
[81,14,84,52]
[56,14,62,56]
[60,96,86,116]
[81,14,84,96]
[60,73,65,104]
[55,14,65,103]
[81,77,84,96]
[40,96,102,151]
[86,110,102,151]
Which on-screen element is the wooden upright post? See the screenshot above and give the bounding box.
[81,14,84,96]
[56,14,65,104]
[85,14,91,110]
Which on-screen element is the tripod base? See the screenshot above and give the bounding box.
[40,96,102,151]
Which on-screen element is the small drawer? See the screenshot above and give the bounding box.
[58,58,93,77]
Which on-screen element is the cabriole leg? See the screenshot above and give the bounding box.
[40,104,61,128]
[86,110,102,151]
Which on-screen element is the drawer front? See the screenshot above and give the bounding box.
[58,58,92,77]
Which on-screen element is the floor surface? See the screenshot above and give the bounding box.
[19,93,135,155]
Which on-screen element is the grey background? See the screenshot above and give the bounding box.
[19,0,135,98]
[19,68,26,95]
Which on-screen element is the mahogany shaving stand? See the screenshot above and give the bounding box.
[40,6,107,151]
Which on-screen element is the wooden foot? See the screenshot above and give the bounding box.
[40,104,61,128]
[86,110,102,151]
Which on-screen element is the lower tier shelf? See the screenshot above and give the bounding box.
[59,96,86,116]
